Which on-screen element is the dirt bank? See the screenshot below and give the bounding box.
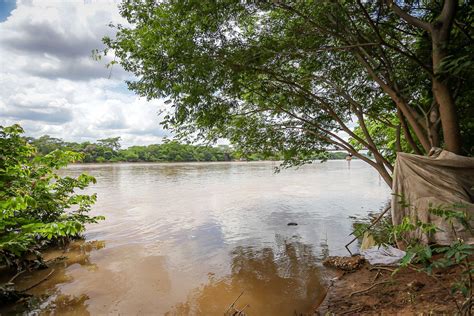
[318,262,465,314]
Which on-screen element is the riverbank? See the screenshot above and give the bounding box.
[318,262,464,314]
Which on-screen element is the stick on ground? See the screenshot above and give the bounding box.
[349,280,389,297]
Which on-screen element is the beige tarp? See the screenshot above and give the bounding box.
[391,149,474,246]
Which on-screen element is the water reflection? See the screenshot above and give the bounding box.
[4,237,324,315]
[168,236,324,316]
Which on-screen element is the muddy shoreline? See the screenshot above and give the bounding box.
[317,262,463,314]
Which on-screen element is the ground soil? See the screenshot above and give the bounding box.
[317,262,466,315]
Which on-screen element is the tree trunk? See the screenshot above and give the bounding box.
[398,108,423,155]
[431,56,462,153]
[393,98,431,152]
[428,105,440,148]
[395,124,402,153]
[430,0,462,154]
[374,161,393,188]
[388,0,462,154]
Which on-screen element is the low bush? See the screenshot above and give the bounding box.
[358,202,473,314]
[0,124,103,269]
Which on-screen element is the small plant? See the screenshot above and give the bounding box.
[0,124,104,270]
[392,205,473,315]
[357,199,473,314]
[352,213,394,246]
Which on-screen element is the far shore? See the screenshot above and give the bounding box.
[69,158,360,165]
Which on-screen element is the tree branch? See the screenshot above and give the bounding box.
[386,0,432,32]
[438,0,457,40]
[319,78,394,171]
[396,124,402,153]
[354,53,431,152]
[279,109,393,186]
[397,108,423,155]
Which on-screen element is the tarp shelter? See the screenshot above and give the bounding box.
[391,148,474,246]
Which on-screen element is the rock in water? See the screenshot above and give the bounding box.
[322,255,365,271]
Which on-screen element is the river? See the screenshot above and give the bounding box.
[4,160,390,315]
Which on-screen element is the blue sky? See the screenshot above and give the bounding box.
[0,0,170,147]
[0,0,15,22]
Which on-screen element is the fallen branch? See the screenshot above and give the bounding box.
[349,280,389,297]
[372,270,381,283]
[225,291,244,315]
[235,304,249,315]
[341,306,364,314]
[345,204,391,255]
[369,266,396,273]
[7,270,25,284]
[21,269,55,292]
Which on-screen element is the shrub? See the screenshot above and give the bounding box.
[0,124,103,269]
[356,201,473,313]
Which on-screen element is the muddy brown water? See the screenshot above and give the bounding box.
[2,161,390,315]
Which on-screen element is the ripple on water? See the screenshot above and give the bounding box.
[4,161,390,315]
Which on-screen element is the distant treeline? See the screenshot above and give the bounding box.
[25,135,350,163]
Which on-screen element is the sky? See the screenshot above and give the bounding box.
[0,0,171,147]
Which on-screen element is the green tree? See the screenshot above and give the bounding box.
[29,135,65,155]
[97,137,121,152]
[103,0,473,187]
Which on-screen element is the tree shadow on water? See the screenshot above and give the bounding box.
[167,236,325,316]
[0,240,105,315]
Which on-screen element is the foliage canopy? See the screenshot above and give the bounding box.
[103,0,474,186]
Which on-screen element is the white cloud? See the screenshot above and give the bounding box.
[0,0,171,147]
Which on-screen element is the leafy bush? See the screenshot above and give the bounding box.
[358,201,473,313]
[385,204,473,314]
[0,124,103,269]
[352,213,395,246]
[396,205,473,313]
